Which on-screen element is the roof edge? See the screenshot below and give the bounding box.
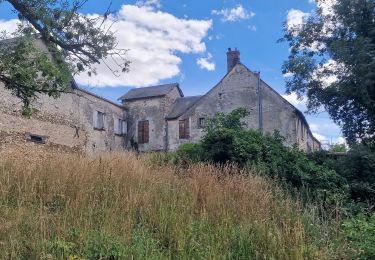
[119,82,184,101]
[72,81,124,109]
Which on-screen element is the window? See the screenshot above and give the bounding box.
[94,111,106,130]
[179,119,190,139]
[138,120,149,144]
[115,118,127,135]
[198,117,206,128]
[26,133,47,144]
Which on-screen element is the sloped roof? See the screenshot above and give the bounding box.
[180,63,321,145]
[166,96,203,119]
[119,83,183,101]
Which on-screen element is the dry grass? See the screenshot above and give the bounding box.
[0,152,345,259]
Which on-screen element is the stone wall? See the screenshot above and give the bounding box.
[0,83,125,159]
[124,86,181,152]
[167,64,319,152]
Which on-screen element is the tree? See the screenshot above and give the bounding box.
[0,0,129,112]
[281,0,375,145]
[329,143,348,153]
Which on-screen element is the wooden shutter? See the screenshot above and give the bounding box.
[179,119,189,139]
[138,121,143,143]
[138,120,149,144]
[144,121,149,143]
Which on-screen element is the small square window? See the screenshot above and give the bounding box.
[198,117,206,128]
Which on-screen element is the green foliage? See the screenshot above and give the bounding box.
[149,152,179,166]
[203,107,250,132]
[0,154,353,259]
[342,214,375,259]
[84,231,128,259]
[329,143,348,153]
[0,35,71,108]
[310,143,375,205]
[196,108,347,204]
[176,142,205,163]
[281,0,375,145]
[0,0,129,110]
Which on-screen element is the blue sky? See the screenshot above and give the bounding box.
[0,0,343,145]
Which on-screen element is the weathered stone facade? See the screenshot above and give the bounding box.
[121,49,320,152]
[0,83,125,159]
[0,47,320,157]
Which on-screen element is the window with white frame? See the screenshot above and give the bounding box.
[94,111,106,130]
[115,118,127,135]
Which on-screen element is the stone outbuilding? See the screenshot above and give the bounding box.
[0,46,320,157]
[121,48,321,152]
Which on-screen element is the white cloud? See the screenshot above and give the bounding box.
[75,5,212,87]
[0,5,212,88]
[248,25,257,31]
[312,132,326,141]
[286,9,310,34]
[136,0,161,10]
[312,59,348,88]
[317,0,337,16]
[212,5,255,22]
[197,53,215,71]
[287,1,338,37]
[0,19,20,36]
[282,92,307,111]
[283,72,294,78]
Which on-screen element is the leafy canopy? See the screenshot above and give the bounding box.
[0,0,129,110]
[281,0,375,145]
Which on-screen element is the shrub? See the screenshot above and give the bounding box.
[342,214,375,259]
[309,144,375,206]
[198,108,347,204]
[177,142,205,163]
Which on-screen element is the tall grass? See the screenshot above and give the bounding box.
[0,153,348,259]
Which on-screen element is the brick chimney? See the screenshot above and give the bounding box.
[226,48,240,73]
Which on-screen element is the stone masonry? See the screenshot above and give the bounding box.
[0,47,320,157]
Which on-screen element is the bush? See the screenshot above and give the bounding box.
[177,142,205,163]
[309,144,375,206]
[342,214,375,259]
[196,108,347,204]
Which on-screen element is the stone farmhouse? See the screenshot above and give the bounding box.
[0,45,320,157]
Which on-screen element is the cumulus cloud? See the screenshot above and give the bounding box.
[0,5,212,88]
[287,0,338,36]
[77,5,212,87]
[197,53,215,71]
[316,0,337,16]
[0,19,20,36]
[212,5,255,22]
[282,92,307,111]
[286,9,310,34]
[312,59,348,88]
[136,0,161,10]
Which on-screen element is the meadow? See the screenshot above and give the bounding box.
[0,152,350,259]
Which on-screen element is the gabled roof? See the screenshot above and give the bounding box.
[119,83,183,101]
[166,96,202,119]
[179,63,321,145]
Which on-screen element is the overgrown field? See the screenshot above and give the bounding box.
[0,153,350,259]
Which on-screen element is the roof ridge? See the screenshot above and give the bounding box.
[119,82,183,101]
